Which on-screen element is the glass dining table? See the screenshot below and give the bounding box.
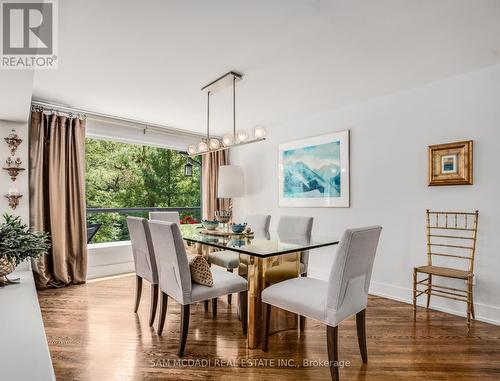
[180,224,340,349]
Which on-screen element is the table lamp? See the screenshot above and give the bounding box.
[217,165,244,223]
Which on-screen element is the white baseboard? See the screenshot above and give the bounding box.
[308,267,500,326]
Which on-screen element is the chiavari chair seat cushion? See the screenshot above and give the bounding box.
[416,265,471,280]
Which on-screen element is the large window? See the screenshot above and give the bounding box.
[85,138,201,243]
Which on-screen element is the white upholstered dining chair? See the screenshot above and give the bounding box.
[149,211,181,225]
[208,214,271,304]
[264,215,314,283]
[148,220,248,356]
[262,226,382,381]
[126,216,159,327]
[263,215,313,330]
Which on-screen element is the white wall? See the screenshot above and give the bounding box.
[231,64,500,325]
[1,121,30,271]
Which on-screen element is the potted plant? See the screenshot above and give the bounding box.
[0,214,51,286]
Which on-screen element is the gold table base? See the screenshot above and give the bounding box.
[244,252,301,349]
[194,243,301,349]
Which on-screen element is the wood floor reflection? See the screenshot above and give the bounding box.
[37,274,500,381]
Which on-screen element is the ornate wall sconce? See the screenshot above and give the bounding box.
[2,157,25,181]
[4,189,22,210]
[4,129,23,156]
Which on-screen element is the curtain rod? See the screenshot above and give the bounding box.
[31,99,207,139]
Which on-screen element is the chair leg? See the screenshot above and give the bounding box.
[262,302,271,352]
[239,291,248,335]
[467,277,473,332]
[326,325,340,381]
[178,304,190,357]
[469,276,475,320]
[470,296,475,321]
[356,309,368,363]
[299,272,307,331]
[204,300,209,311]
[412,268,417,320]
[134,275,143,313]
[227,269,234,304]
[426,275,432,309]
[149,283,159,327]
[157,292,168,335]
[212,298,218,318]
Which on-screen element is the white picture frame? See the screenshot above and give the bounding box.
[278,130,350,208]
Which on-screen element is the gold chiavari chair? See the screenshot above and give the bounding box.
[413,210,479,332]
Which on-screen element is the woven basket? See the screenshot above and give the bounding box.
[0,256,16,277]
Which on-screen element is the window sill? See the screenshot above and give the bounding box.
[88,240,131,250]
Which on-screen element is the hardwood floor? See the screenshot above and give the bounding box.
[38,274,500,381]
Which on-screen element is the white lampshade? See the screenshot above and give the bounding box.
[217,165,244,198]
[198,141,208,153]
[254,125,266,139]
[209,138,221,150]
[236,129,249,143]
[222,133,234,147]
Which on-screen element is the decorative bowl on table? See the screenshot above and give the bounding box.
[230,223,247,234]
[201,220,219,230]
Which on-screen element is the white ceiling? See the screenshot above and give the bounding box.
[31,0,500,135]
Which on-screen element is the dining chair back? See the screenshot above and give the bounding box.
[277,215,313,264]
[326,226,382,325]
[149,211,181,225]
[127,217,158,284]
[126,216,159,326]
[148,220,192,305]
[246,214,271,232]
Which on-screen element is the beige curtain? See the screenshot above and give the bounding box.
[202,150,230,219]
[30,111,88,289]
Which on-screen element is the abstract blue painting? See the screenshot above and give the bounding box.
[283,141,341,198]
[279,130,349,207]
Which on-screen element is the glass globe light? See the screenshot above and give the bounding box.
[209,138,220,150]
[222,133,234,147]
[236,129,249,143]
[198,141,208,153]
[187,144,197,155]
[254,125,266,139]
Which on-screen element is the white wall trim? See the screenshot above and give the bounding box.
[309,266,500,326]
[369,280,500,326]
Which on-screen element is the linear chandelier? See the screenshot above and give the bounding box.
[187,71,266,156]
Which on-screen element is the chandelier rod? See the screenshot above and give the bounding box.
[233,75,236,137]
[207,91,211,141]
